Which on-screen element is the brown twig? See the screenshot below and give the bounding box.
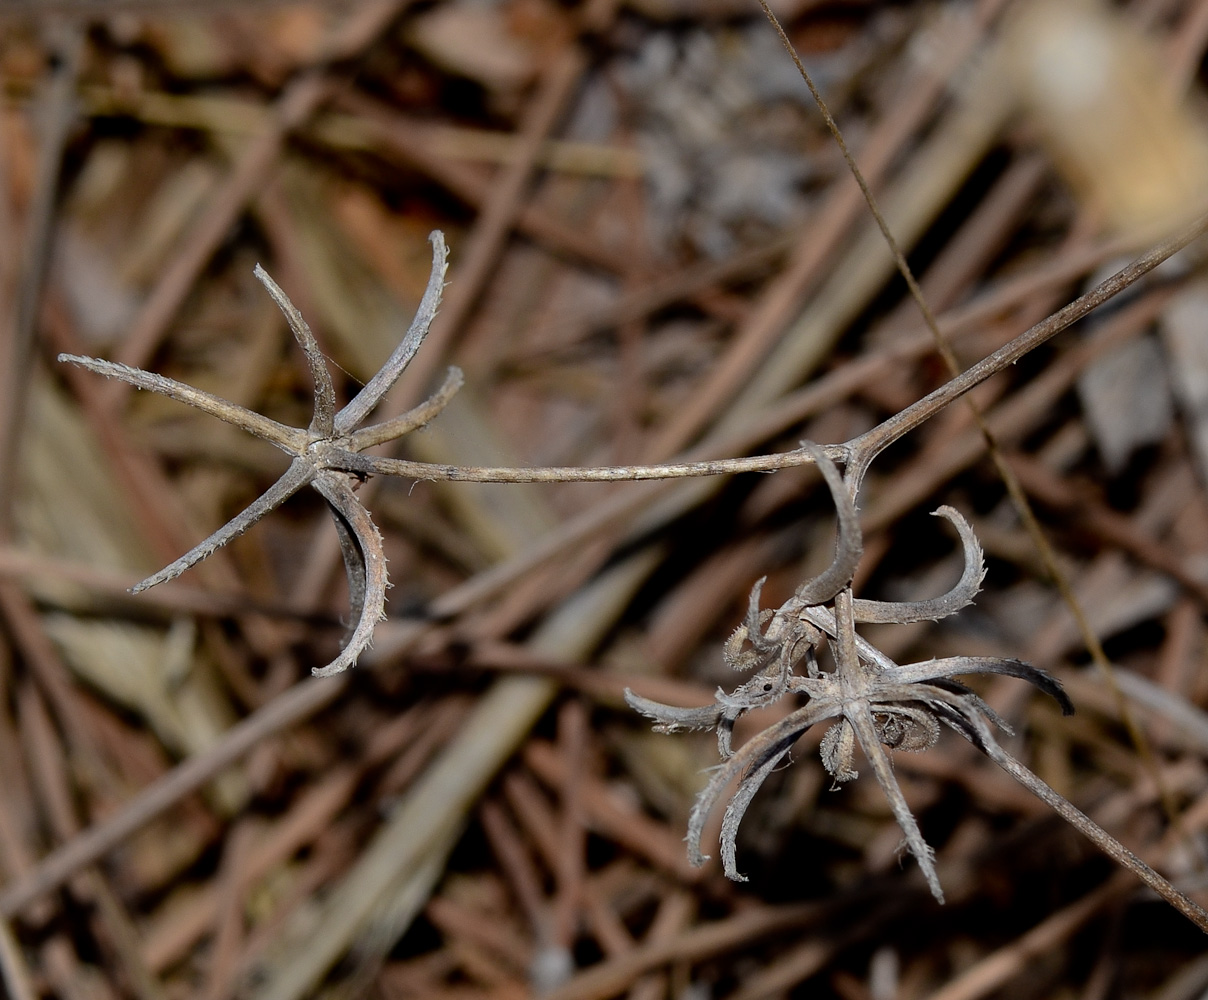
[0,22,82,534]
[0,673,346,919]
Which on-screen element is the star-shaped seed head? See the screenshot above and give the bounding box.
[60,232,455,677]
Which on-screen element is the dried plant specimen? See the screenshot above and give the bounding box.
[61,234,455,677]
[626,448,1073,901]
[59,211,1208,929]
[626,436,1205,926]
[57,233,824,676]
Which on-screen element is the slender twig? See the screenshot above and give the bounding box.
[0,674,347,919]
[0,22,82,535]
[984,742,1208,930]
[59,215,1208,492]
[844,210,1208,478]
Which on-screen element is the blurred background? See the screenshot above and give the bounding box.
[2,0,1208,997]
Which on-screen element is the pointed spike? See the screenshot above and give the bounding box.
[348,365,465,452]
[58,354,303,452]
[335,230,449,433]
[720,745,793,881]
[623,689,723,733]
[131,459,313,593]
[847,707,944,903]
[254,264,337,437]
[851,506,986,624]
[685,701,833,873]
[892,657,1073,716]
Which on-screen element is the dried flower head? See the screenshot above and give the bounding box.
[627,446,1073,901]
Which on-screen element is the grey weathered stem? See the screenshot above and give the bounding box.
[792,444,862,605]
[310,472,389,678]
[983,741,1208,934]
[346,444,841,482]
[131,458,314,592]
[849,507,983,624]
[254,263,337,437]
[59,211,1208,497]
[349,366,464,451]
[844,210,1208,485]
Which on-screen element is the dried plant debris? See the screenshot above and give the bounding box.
[60,211,1208,929]
[624,429,1208,931]
[61,233,454,677]
[10,6,1208,997]
[618,25,820,257]
[628,448,1072,900]
[1077,335,1173,473]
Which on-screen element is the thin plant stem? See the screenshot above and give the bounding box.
[60,215,1208,498]
[984,740,1208,933]
[845,211,1208,477]
[0,674,348,919]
